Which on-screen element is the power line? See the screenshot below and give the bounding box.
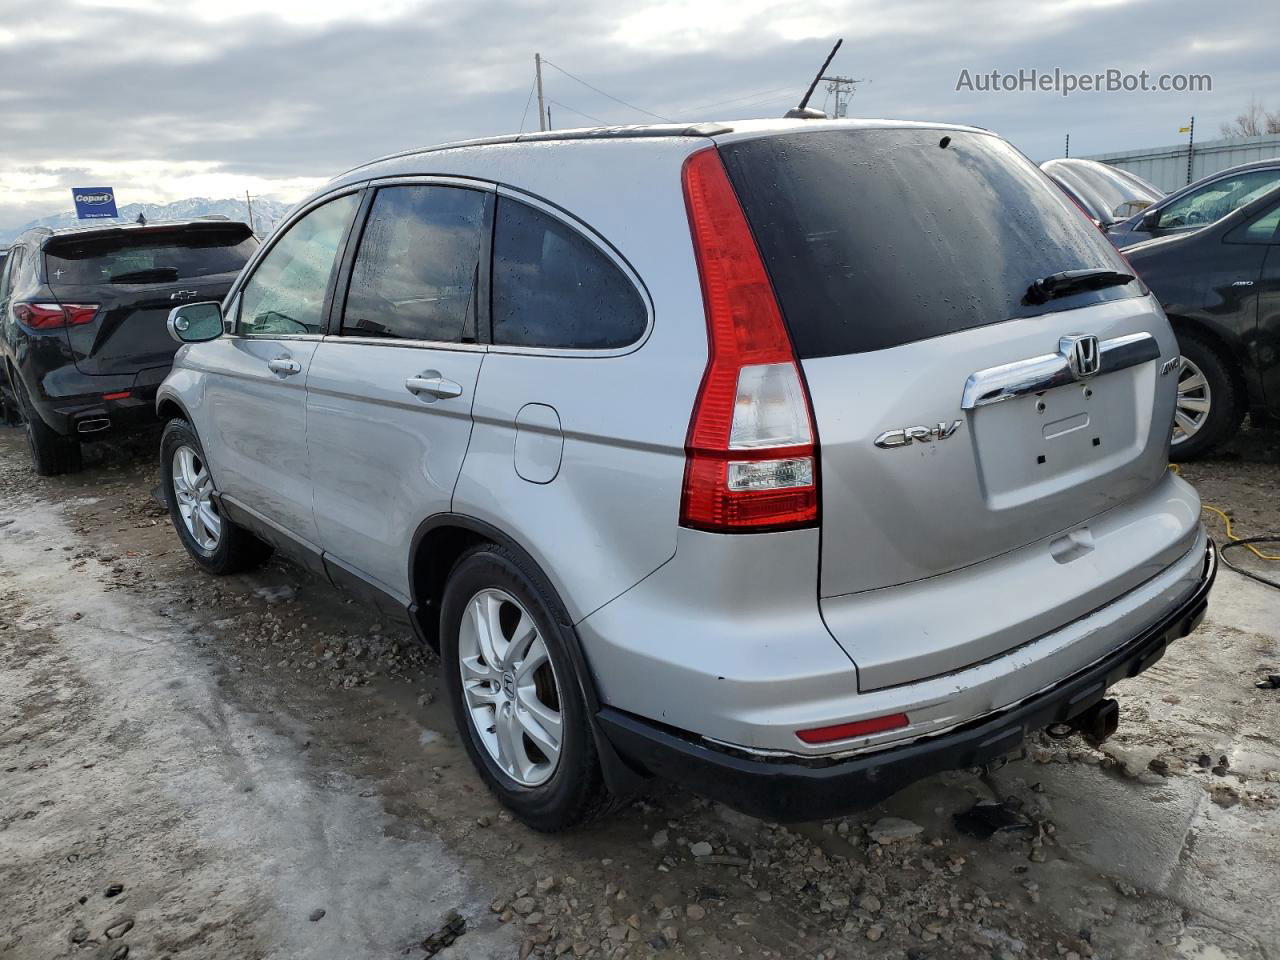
[518,73,537,133]
[547,98,610,126]
[539,59,673,123]
[674,84,797,115]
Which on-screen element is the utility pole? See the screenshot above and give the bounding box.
[1186,116,1195,185]
[822,75,863,118]
[1065,133,1070,158]
[245,190,255,235]
[535,53,546,132]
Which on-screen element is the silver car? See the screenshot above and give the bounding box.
[158,119,1215,830]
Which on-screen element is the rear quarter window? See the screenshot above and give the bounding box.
[491,197,646,350]
[718,128,1139,358]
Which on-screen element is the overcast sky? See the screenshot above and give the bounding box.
[1,0,1277,231]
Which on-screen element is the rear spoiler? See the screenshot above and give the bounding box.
[43,221,253,255]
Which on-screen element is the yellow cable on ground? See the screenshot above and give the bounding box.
[1169,462,1280,563]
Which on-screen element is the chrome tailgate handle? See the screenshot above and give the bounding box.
[961,331,1160,410]
[405,374,463,400]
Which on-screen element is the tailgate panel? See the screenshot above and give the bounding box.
[803,295,1179,601]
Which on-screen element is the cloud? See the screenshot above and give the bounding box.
[0,0,1277,231]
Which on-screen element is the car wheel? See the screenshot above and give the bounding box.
[161,418,272,574]
[14,376,81,475]
[1169,334,1243,461]
[441,543,610,831]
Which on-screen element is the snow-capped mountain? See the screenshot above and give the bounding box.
[0,196,295,243]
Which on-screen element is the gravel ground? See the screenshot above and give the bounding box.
[1,422,1278,960]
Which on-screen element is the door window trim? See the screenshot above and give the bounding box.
[325,175,496,352]
[224,183,368,341]
[489,185,655,359]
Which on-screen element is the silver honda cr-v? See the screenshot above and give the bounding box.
[159,119,1215,830]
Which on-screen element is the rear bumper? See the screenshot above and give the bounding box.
[28,366,165,438]
[598,540,1215,822]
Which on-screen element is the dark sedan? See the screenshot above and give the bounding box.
[1124,183,1280,458]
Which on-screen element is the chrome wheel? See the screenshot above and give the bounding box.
[457,588,562,787]
[171,444,221,551]
[1172,355,1212,445]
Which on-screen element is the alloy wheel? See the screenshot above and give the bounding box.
[171,444,221,551]
[457,588,563,787]
[1171,355,1212,446]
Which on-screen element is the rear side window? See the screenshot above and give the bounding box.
[342,184,489,343]
[719,129,1138,358]
[45,226,256,286]
[492,197,646,349]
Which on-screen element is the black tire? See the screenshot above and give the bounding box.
[14,375,81,475]
[1169,333,1244,461]
[160,418,272,575]
[441,543,610,832]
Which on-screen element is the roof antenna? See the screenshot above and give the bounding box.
[136,213,147,225]
[786,38,841,119]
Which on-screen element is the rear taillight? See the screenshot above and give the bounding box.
[14,302,98,329]
[680,147,818,533]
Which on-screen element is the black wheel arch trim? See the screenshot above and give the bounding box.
[410,511,651,800]
[155,389,194,423]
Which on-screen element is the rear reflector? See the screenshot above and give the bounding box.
[796,713,910,744]
[14,302,98,329]
[679,147,818,532]
[102,391,131,401]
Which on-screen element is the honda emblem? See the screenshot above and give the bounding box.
[1060,335,1101,380]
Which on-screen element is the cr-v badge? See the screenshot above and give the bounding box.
[874,420,963,449]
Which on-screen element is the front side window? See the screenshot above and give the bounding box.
[341,185,489,343]
[239,193,360,336]
[1159,169,1280,229]
[491,197,646,350]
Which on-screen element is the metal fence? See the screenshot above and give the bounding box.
[1082,132,1280,192]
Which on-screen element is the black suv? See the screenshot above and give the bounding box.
[0,219,256,473]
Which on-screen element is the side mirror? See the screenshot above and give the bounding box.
[167,302,224,344]
[1140,208,1160,230]
[1113,199,1152,220]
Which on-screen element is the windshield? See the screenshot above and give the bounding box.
[45,226,256,286]
[1041,159,1162,223]
[720,128,1139,358]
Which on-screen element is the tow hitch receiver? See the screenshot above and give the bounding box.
[1069,697,1120,745]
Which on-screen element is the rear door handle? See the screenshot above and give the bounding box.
[405,374,464,400]
[267,357,302,376]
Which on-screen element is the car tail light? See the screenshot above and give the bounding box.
[680,147,818,533]
[14,302,98,329]
[796,713,910,744]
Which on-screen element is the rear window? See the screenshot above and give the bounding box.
[45,226,256,286]
[719,128,1140,358]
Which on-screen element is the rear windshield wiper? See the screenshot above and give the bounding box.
[108,266,180,284]
[1024,268,1134,305]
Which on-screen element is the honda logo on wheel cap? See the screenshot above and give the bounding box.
[1061,334,1101,379]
